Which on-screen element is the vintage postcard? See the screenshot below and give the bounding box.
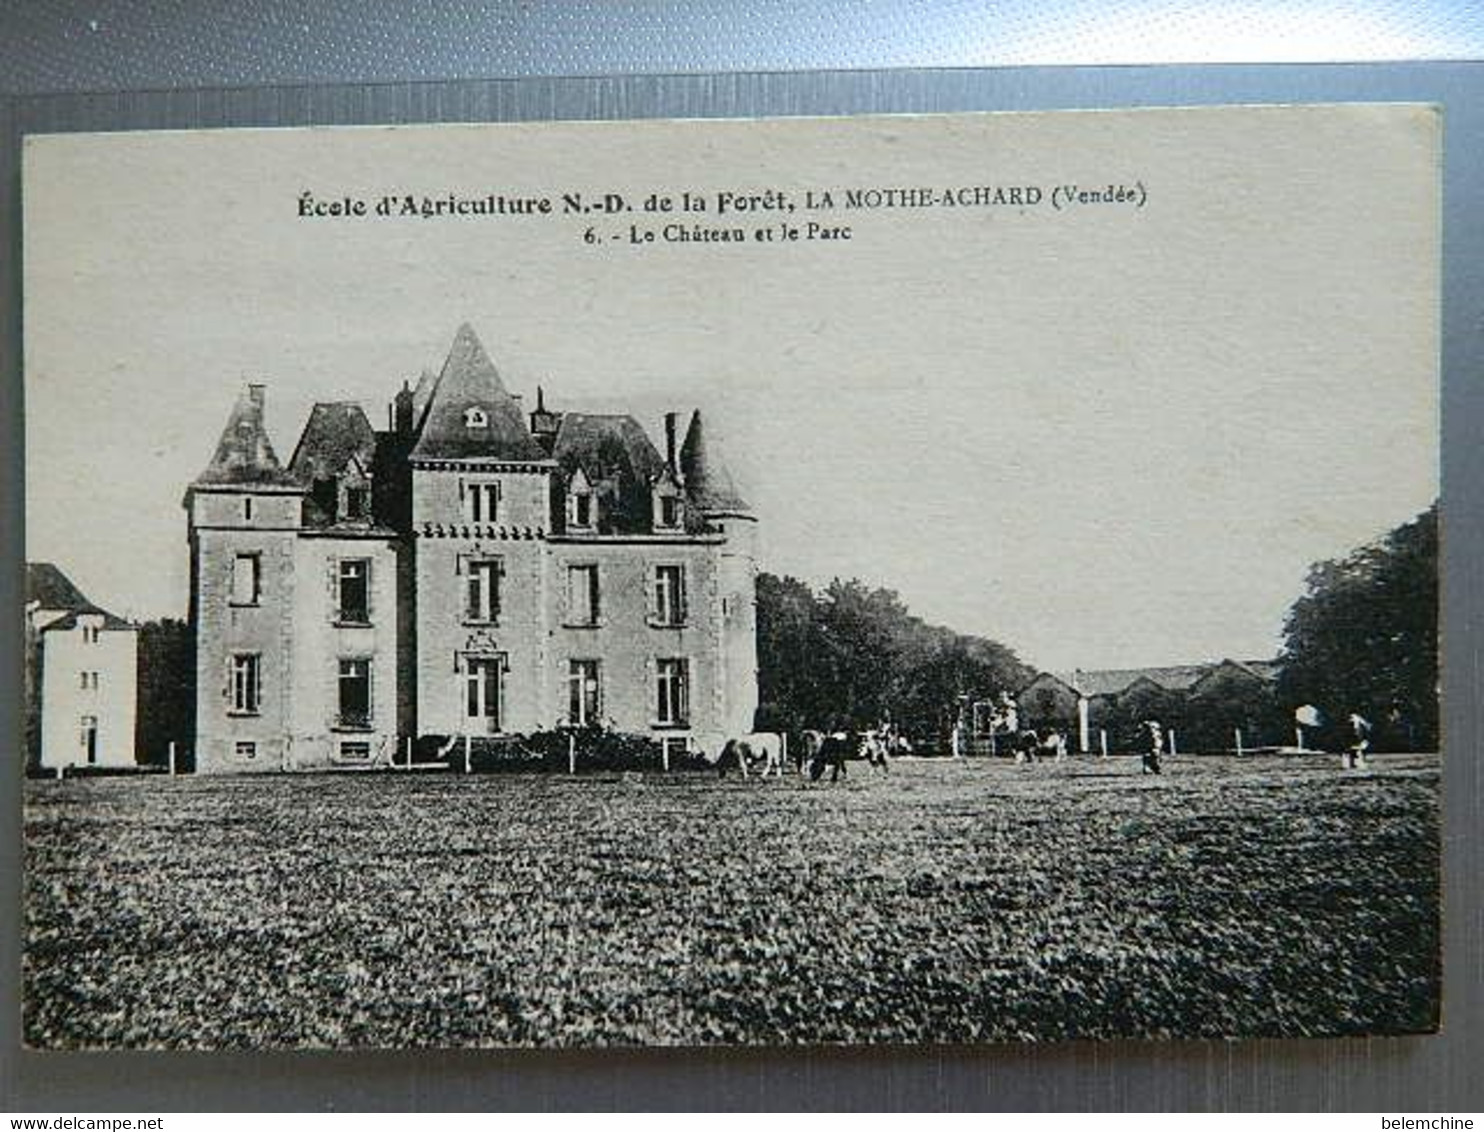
[21,106,1439,1047]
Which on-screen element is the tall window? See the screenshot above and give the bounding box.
[465,657,502,732]
[568,660,601,726]
[79,715,98,764]
[653,565,686,626]
[338,658,371,729]
[656,658,689,726]
[231,654,261,714]
[566,564,600,626]
[344,485,369,520]
[338,559,370,623]
[231,553,262,606]
[465,558,502,623]
[659,495,682,529]
[465,481,500,523]
[82,626,100,645]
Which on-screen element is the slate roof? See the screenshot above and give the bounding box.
[26,563,134,630]
[410,368,438,432]
[552,412,667,533]
[289,402,378,484]
[409,324,546,462]
[680,410,750,513]
[1043,659,1280,698]
[193,384,300,488]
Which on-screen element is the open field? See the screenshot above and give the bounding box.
[23,753,1439,1048]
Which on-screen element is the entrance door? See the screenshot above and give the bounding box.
[464,657,502,734]
[80,715,98,765]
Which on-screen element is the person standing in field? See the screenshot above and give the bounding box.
[1346,712,1373,769]
[1141,719,1163,775]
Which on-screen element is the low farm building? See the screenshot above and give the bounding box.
[1014,659,1282,753]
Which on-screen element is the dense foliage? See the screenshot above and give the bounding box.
[755,573,1031,743]
[136,618,195,769]
[1278,504,1438,751]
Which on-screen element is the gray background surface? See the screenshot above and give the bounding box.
[1,3,1481,1113]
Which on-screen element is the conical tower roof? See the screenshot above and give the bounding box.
[194,384,299,488]
[680,409,751,514]
[409,324,545,461]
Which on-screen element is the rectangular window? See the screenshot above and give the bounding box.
[656,658,690,726]
[338,559,371,623]
[79,715,98,764]
[345,486,369,520]
[660,495,681,528]
[465,481,500,523]
[566,564,600,626]
[568,660,601,726]
[231,553,262,606]
[338,658,371,729]
[465,558,502,623]
[339,741,372,761]
[653,565,687,626]
[464,656,502,732]
[572,492,593,528]
[231,654,261,714]
[82,626,100,644]
[234,740,257,760]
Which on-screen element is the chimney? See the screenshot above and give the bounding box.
[247,383,266,411]
[664,412,679,472]
[393,379,414,434]
[529,385,560,446]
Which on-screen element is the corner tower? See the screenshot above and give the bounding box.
[186,384,305,772]
[680,410,759,737]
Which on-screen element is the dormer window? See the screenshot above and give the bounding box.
[661,496,682,528]
[464,406,488,428]
[344,485,369,520]
[574,493,592,527]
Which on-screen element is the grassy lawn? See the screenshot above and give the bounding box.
[22,753,1439,1048]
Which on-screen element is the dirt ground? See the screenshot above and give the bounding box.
[22,752,1440,1047]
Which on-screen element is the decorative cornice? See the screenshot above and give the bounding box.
[417,523,547,540]
[410,458,556,473]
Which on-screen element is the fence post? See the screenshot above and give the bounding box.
[168,741,177,777]
[463,734,471,774]
[568,732,576,775]
[1099,729,1108,758]
[661,739,670,773]
[1295,725,1304,751]
[1168,729,1178,756]
[1235,728,1244,758]
[404,735,412,769]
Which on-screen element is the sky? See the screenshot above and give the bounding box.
[22,108,1439,672]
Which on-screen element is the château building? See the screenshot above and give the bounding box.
[186,324,758,773]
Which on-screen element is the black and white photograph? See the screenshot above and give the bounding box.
[20,106,1440,1048]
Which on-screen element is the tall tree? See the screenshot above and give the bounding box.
[136,618,196,768]
[754,571,1029,744]
[1278,503,1438,750]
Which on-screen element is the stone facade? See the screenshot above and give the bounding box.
[187,325,758,772]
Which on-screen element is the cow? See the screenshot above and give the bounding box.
[805,729,890,783]
[712,731,786,779]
